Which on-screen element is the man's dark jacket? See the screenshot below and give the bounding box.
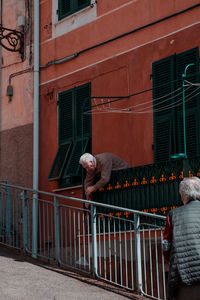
[167,200,200,298]
[84,152,130,192]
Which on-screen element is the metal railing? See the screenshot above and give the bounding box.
[94,157,200,216]
[0,182,167,299]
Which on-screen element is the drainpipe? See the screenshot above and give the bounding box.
[0,1,2,177]
[1,0,3,24]
[32,0,39,258]
[0,46,2,176]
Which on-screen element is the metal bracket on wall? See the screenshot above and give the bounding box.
[0,25,24,60]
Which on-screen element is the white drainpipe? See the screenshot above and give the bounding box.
[32,0,39,258]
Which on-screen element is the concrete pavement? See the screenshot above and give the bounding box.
[0,247,139,300]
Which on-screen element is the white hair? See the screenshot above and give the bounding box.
[79,153,95,165]
[179,176,200,201]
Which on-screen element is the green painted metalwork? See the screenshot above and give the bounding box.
[182,63,195,159]
[152,47,200,162]
[49,83,91,187]
[93,157,200,219]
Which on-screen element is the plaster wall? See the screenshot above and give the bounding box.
[40,0,200,84]
[39,21,200,194]
[0,0,34,186]
[0,124,33,187]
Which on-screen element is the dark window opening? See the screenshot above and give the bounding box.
[48,83,91,188]
[58,0,90,21]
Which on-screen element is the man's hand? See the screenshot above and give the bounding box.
[85,186,95,209]
[86,186,95,197]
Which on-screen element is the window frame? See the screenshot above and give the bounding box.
[48,83,91,187]
[152,47,200,163]
[58,0,91,21]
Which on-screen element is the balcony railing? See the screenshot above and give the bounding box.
[93,157,200,219]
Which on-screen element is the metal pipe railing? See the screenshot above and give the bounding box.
[0,182,166,220]
[0,181,167,300]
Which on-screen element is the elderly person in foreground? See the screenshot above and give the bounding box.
[79,152,130,202]
[163,176,200,300]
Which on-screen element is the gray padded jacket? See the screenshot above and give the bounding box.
[167,200,200,298]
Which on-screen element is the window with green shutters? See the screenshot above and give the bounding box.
[152,47,200,163]
[48,83,91,187]
[58,0,90,20]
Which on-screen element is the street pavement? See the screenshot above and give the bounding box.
[0,247,134,300]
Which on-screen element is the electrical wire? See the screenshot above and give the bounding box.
[130,88,200,114]
[184,79,200,86]
[134,85,200,113]
[84,83,200,115]
[127,86,190,112]
[85,86,184,114]
[89,89,200,114]
[84,84,193,114]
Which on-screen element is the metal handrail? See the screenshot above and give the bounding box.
[0,181,167,299]
[0,182,166,220]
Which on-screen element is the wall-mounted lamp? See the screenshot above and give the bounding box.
[6,84,13,102]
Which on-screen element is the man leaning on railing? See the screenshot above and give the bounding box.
[163,176,200,300]
[79,152,130,208]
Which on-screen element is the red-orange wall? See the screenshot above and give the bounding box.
[39,0,200,197]
[0,0,34,187]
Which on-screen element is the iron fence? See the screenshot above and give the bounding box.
[94,157,200,217]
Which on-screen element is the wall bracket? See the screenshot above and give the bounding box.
[0,25,24,60]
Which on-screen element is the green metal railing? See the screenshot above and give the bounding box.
[93,157,200,218]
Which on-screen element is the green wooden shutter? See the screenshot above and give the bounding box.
[75,83,91,139]
[177,111,199,158]
[63,83,91,177]
[58,0,71,20]
[77,0,90,9]
[64,138,90,176]
[59,90,73,144]
[152,56,175,162]
[154,115,172,162]
[58,0,90,20]
[62,83,91,178]
[48,142,72,181]
[176,47,200,157]
[48,90,73,181]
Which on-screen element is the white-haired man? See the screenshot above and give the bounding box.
[163,176,200,300]
[79,152,130,201]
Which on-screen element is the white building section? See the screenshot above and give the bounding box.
[52,0,97,38]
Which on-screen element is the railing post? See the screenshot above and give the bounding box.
[134,213,142,294]
[91,204,98,277]
[32,192,38,258]
[54,196,60,264]
[23,190,28,252]
[6,185,10,240]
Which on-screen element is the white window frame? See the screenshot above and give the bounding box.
[52,0,97,38]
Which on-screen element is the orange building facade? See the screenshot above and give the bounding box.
[0,0,33,187]
[1,1,200,198]
[39,0,200,200]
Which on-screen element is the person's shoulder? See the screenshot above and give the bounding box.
[169,205,184,216]
[95,153,112,159]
